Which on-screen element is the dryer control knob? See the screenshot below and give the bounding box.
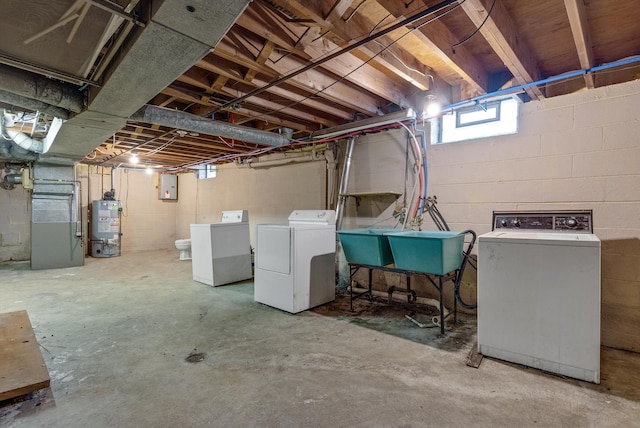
[566,217,578,228]
[513,219,521,227]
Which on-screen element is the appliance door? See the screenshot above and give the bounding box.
[210,223,252,286]
[256,226,291,274]
[190,224,214,285]
[478,232,601,383]
[254,225,294,312]
[292,227,336,313]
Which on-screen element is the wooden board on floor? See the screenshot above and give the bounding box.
[466,340,484,368]
[0,310,50,401]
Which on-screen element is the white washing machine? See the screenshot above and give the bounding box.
[478,210,601,383]
[190,210,252,287]
[254,210,336,313]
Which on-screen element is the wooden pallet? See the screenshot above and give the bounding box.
[0,311,50,401]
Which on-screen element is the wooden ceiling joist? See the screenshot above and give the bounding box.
[375,0,488,96]
[563,0,595,88]
[460,0,544,99]
[183,62,353,122]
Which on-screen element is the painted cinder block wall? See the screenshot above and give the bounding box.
[175,160,327,247]
[85,166,178,252]
[347,79,640,353]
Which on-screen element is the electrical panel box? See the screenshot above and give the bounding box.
[159,174,178,200]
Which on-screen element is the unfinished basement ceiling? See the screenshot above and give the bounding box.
[1,0,640,170]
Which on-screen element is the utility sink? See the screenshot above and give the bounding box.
[337,228,398,266]
[385,231,464,275]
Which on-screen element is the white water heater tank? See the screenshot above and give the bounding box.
[91,200,121,257]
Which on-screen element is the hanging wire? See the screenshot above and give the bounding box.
[230,1,464,124]
[452,0,496,49]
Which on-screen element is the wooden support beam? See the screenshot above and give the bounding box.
[564,0,595,88]
[375,0,488,95]
[313,0,438,92]
[236,1,407,110]
[179,69,348,124]
[460,0,543,99]
[216,86,337,127]
[235,6,311,60]
[184,65,352,120]
[206,45,383,115]
[245,40,275,82]
[158,96,176,107]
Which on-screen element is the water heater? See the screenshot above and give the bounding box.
[91,200,121,257]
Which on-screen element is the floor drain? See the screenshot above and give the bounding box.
[185,352,206,363]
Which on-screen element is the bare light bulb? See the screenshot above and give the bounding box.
[425,101,441,117]
[130,153,139,164]
[145,166,153,175]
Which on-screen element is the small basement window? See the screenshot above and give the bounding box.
[196,164,217,179]
[431,97,519,144]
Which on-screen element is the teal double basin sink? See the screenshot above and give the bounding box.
[337,228,464,275]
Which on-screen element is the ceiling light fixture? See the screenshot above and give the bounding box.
[145,165,153,175]
[425,101,442,117]
[130,152,139,164]
[311,109,416,140]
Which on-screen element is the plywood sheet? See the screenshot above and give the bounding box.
[0,311,50,401]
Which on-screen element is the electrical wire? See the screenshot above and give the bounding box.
[214,0,461,116]
[452,0,496,48]
[345,0,368,23]
[230,1,464,125]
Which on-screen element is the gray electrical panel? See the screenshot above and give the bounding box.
[159,174,178,200]
[91,200,121,257]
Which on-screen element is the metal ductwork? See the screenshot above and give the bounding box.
[0,64,84,113]
[130,105,291,147]
[42,0,251,161]
[0,90,70,119]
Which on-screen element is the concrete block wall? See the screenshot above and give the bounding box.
[86,167,178,252]
[349,79,640,353]
[341,129,411,230]
[177,160,327,248]
[0,186,31,261]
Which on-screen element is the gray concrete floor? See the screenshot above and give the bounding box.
[1,249,639,427]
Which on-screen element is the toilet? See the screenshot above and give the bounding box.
[175,239,191,260]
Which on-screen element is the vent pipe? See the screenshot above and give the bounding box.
[0,64,84,113]
[1,113,64,156]
[0,90,70,119]
[335,136,356,230]
[130,105,290,147]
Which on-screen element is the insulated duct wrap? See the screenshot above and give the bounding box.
[0,89,70,119]
[130,105,290,147]
[0,64,84,113]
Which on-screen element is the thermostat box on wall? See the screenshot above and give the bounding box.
[159,174,178,200]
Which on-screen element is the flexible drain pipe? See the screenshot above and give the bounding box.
[129,105,290,147]
[335,137,356,231]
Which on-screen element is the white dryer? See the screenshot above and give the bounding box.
[254,210,336,313]
[190,210,252,287]
[478,211,601,383]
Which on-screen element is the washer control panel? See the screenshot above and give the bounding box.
[492,210,593,233]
